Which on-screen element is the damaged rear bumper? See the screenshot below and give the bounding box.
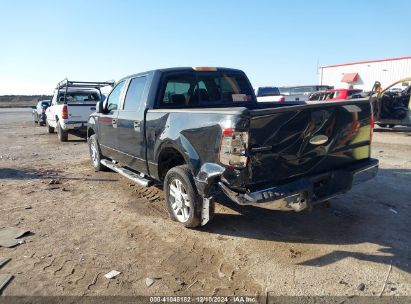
[218,158,379,212]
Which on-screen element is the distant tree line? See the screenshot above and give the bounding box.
[0,95,52,103]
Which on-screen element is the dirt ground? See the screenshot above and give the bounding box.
[0,108,410,297]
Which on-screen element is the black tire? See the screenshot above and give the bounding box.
[46,120,54,133]
[57,122,68,142]
[377,124,387,128]
[88,134,108,171]
[164,165,203,228]
[387,124,395,128]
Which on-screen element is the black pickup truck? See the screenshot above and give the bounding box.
[87,67,378,228]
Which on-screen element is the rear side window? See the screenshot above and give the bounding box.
[161,73,196,106]
[123,76,147,111]
[158,71,254,108]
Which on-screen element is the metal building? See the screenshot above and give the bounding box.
[319,56,411,91]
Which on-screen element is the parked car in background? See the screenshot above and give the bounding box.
[46,79,114,141]
[280,85,333,102]
[308,89,363,102]
[32,100,50,125]
[255,86,285,102]
[87,67,378,228]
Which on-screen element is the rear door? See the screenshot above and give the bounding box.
[247,100,372,187]
[116,76,149,174]
[97,80,127,159]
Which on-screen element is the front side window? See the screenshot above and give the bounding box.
[159,71,254,108]
[123,76,147,111]
[106,81,126,112]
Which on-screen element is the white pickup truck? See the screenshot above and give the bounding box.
[255,86,285,102]
[46,80,114,141]
[256,85,334,103]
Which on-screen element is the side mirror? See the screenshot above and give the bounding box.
[96,101,104,114]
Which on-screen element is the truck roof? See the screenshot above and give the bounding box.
[118,67,245,83]
[56,88,100,93]
[55,79,114,91]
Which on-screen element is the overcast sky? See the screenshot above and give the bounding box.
[1,0,410,95]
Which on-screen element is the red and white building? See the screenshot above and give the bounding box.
[319,56,411,91]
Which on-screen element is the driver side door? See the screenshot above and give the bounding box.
[98,80,126,160]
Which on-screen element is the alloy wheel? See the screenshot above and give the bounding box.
[169,178,191,222]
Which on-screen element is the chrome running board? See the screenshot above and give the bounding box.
[101,159,152,187]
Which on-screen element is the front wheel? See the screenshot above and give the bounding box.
[57,122,68,142]
[164,165,204,228]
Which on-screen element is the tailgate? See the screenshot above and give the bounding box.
[67,103,97,122]
[247,100,372,187]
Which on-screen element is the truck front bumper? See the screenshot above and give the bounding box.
[218,158,379,212]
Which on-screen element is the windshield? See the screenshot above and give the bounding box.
[57,92,100,104]
[159,71,255,108]
[256,87,280,97]
[278,87,291,95]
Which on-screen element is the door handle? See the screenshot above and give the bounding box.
[134,120,141,131]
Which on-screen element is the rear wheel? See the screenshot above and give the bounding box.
[164,165,203,228]
[88,134,108,171]
[57,122,68,142]
[33,113,38,124]
[46,120,54,133]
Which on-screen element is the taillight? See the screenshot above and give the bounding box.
[219,128,248,168]
[62,105,68,119]
[278,97,285,102]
